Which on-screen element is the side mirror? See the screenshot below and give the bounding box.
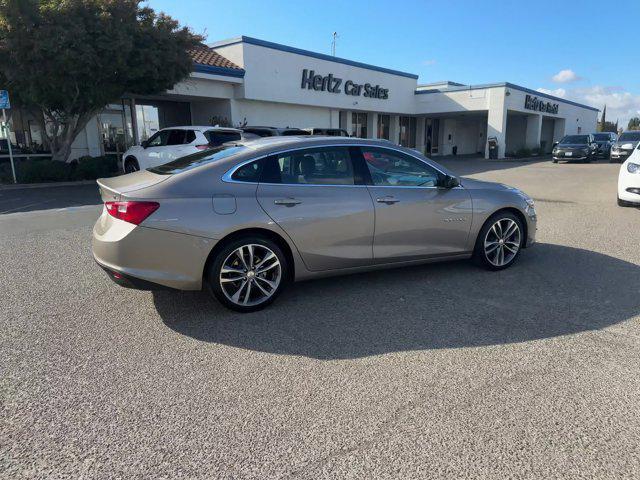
[553,142,559,148]
[141,140,148,149]
[442,174,460,189]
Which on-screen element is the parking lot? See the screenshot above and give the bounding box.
[1,158,639,479]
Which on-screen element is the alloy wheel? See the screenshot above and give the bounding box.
[484,218,521,267]
[219,244,282,307]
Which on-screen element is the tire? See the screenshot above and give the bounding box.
[617,197,636,207]
[207,236,288,312]
[552,159,558,164]
[472,211,525,271]
[124,157,139,173]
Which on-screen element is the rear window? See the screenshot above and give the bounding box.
[205,130,241,146]
[619,131,640,142]
[148,145,247,175]
[561,135,589,144]
[243,128,274,137]
[281,129,311,136]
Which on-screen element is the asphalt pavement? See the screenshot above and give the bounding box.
[1,158,639,479]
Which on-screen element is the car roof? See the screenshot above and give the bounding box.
[160,125,241,132]
[227,135,395,153]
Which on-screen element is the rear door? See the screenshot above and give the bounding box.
[163,129,190,162]
[359,146,472,261]
[256,145,374,271]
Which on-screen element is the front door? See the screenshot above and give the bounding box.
[359,146,472,261]
[142,130,170,168]
[256,146,374,271]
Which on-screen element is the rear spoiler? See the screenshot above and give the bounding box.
[96,178,121,203]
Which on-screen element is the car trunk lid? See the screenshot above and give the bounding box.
[97,170,168,202]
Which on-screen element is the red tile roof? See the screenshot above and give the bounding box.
[189,46,243,71]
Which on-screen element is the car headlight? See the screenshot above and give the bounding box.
[627,162,640,174]
[580,148,589,155]
[621,143,634,150]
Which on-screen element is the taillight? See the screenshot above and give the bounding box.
[105,201,159,225]
[195,144,211,150]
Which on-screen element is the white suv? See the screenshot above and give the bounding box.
[122,126,242,173]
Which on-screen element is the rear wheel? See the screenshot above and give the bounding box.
[207,237,288,312]
[124,157,139,173]
[473,212,524,271]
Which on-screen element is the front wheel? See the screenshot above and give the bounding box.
[472,212,524,271]
[207,237,288,312]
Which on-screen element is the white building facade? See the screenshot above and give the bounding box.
[8,36,597,161]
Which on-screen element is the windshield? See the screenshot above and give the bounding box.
[618,131,640,142]
[148,146,247,175]
[560,135,589,144]
[593,134,610,141]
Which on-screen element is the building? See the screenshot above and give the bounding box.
[7,36,598,161]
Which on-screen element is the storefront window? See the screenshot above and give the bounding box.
[399,116,417,148]
[377,115,390,140]
[352,112,368,138]
[97,102,134,155]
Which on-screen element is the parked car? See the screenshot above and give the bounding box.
[618,143,640,207]
[122,126,242,173]
[552,134,598,163]
[610,130,640,163]
[241,126,311,137]
[305,128,350,137]
[93,136,537,312]
[592,132,617,158]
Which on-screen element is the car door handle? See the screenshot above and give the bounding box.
[274,198,302,206]
[376,196,400,204]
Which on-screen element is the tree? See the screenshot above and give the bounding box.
[599,121,617,133]
[597,105,607,132]
[628,117,640,131]
[0,0,202,161]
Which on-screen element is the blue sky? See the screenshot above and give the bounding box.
[148,0,640,127]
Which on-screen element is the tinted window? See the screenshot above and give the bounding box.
[231,159,263,182]
[361,147,442,187]
[281,129,311,136]
[270,147,355,185]
[146,130,169,147]
[243,128,274,137]
[166,129,187,146]
[205,130,242,146]
[593,134,610,141]
[185,130,196,143]
[619,132,640,142]
[148,146,247,175]
[561,135,589,144]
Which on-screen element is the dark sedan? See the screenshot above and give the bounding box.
[592,132,617,158]
[552,134,598,163]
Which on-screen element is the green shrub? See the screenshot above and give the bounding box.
[70,155,119,180]
[0,155,120,184]
[514,148,532,158]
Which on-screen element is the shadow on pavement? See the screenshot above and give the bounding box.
[155,243,640,359]
[0,184,100,214]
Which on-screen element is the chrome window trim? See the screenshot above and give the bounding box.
[221,143,459,188]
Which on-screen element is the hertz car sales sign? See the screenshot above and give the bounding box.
[301,69,389,99]
[524,94,558,114]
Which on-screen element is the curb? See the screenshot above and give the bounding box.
[0,180,97,191]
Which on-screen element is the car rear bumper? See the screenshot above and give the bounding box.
[92,210,216,290]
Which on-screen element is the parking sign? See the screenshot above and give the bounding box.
[0,90,10,109]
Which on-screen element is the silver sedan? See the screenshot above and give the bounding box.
[93,137,537,311]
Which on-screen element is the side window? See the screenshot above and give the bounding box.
[361,147,442,187]
[271,147,355,185]
[231,159,263,182]
[146,130,169,147]
[206,131,242,146]
[184,130,196,144]
[166,129,186,146]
